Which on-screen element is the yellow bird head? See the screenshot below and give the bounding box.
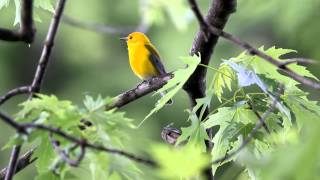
[120,32,151,46]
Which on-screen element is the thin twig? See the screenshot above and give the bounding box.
[212,99,277,164]
[0,111,157,167]
[4,146,22,180]
[0,148,36,180]
[1,73,170,177]
[49,133,85,167]
[186,0,237,179]
[188,0,320,90]
[29,0,67,96]
[0,112,25,134]
[0,86,31,106]
[247,100,270,133]
[279,58,317,67]
[212,85,283,164]
[4,1,68,179]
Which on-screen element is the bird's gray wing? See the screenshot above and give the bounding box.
[145,44,166,75]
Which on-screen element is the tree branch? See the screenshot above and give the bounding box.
[0,111,157,168]
[0,149,36,180]
[186,0,237,179]
[49,133,85,167]
[0,86,31,106]
[106,73,173,110]
[1,73,171,178]
[29,0,67,95]
[212,88,281,164]
[3,0,68,179]
[189,0,320,90]
[0,0,35,43]
[185,0,236,106]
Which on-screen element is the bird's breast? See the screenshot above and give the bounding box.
[128,45,159,80]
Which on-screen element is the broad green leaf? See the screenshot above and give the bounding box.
[176,110,208,152]
[232,47,319,86]
[143,55,200,123]
[210,63,235,102]
[226,60,291,121]
[87,152,142,180]
[33,136,57,173]
[258,122,320,180]
[192,92,213,121]
[204,103,266,174]
[151,144,210,179]
[83,95,105,112]
[283,92,320,129]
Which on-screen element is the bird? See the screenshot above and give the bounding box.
[120,32,173,105]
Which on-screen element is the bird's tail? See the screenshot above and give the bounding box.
[160,91,173,105]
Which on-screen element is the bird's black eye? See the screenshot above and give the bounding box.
[129,36,133,40]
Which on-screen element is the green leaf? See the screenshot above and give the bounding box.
[87,152,142,180]
[151,144,210,179]
[2,134,24,150]
[142,55,200,124]
[283,92,320,129]
[13,0,21,25]
[204,103,263,174]
[232,46,318,86]
[5,94,140,179]
[35,171,60,180]
[0,0,10,9]
[33,136,57,173]
[176,110,208,152]
[16,94,80,128]
[83,95,105,112]
[255,121,320,180]
[210,63,235,102]
[34,0,54,12]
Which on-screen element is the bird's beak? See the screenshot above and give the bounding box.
[119,37,128,41]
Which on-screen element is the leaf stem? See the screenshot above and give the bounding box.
[199,64,235,80]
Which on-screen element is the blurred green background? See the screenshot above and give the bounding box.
[0,0,319,179]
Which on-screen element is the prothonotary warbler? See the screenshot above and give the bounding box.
[120,32,173,105]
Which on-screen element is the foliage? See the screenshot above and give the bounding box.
[4,93,209,180]
[4,95,144,179]
[151,144,209,179]
[1,0,320,179]
[3,46,319,180]
[210,63,235,102]
[143,55,200,122]
[169,47,320,179]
